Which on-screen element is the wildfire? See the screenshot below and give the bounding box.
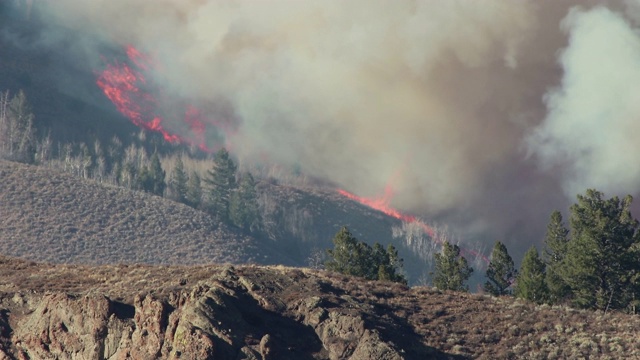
[97,47,487,264]
[337,187,489,264]
[337,187,420,230]
[96,45,212,150]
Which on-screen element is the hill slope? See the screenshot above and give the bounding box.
[0,160,289,265]
[1,160,450,283]
[0,256,639,359]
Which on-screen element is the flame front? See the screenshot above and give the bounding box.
[96,45,211,150]
[337,188,489,264]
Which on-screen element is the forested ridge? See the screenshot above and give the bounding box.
[4,89,640,316]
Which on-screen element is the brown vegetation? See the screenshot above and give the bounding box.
[0,255,639,359]
[0,160,287,266]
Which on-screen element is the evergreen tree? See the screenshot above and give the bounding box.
[564,189,639,310]
[203,148,237,221]
[186,170,203,209]
[0,90,35,163]
[483,241,517,296]
[374,244,407,285]
[121,161,138,189]
[514,246,548,304]
[149,153,166,196]
[79,142,93,179]
[543,210,571,304]
[326,227,372,279]
[107,135,124,176]
[137,166,152,192]
[93,139,106,181]
[325,227,407,284]
[229,172,262,232]
[138,153,166,196]
[169,156,188,203]
[432,241,473,292]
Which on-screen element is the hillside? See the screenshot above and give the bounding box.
[0,160,289,266]
[0,256,639,359]
[1,159,451,284]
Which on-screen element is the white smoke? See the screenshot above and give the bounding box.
[528,6,640,196]
[20,0,640,247]
[34,0,541,211]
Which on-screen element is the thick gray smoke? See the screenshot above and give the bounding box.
[19,0,640,250]
[528,6,640,197]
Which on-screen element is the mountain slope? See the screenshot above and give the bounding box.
[1,160,446,283]
[0,256,639,359]
[0,160,289,265]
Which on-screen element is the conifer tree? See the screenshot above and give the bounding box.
[483,241,517,296]
[375,244,407,285]
[326,227,371,278]
[138,153,166,196]
[564,189,639,310]
[121,161,138,189]
[543,210,571,304]
[149,152,166,196]
[0,90,35,163]
[229,172,262,232]
[186,170,202,209]
[169,156,188,203]
[79,142,93,179]
[514,246,547,304]
[203,148,237,221]
[432,241,473,292]
[325,227,407,284]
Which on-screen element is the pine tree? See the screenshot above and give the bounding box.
[203,148,237,221]
[121,161,138,189]
[186,170,202,209]
[169,156,188,203]
[325,227,407,284]
[514,246,547,304]
[79,142,93,179]
[375,244,407,285]
[93,139,106,181]
[326,227,372,278]
[107,135,124,179]
[138,153,166,196]
[149,153,166,196]
[483,241,517,296]
[229,172,262,232]
[564,189,639,310]
[0,90,35,163]
[432,241,473,292]
[543,210,571,304]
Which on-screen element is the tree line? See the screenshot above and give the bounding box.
[326,189,640,315]
[425,189,640,314]
[0,89,262,234]
[7,89,640,313]
[325,227,407,284]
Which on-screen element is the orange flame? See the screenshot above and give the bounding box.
[96,45,215,150]
[337,187,489,264]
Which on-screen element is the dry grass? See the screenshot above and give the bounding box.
[0,159,441,285]
[1,255,640,359]
[311,271,640,359]
[0,255,223,303]
[0,160,286,266]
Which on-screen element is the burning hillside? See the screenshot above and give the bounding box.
[12,0,640,259]
[96,45,232,152]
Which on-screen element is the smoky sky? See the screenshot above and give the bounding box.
[14,0,640,252]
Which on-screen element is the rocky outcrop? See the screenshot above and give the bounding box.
[3,258,640,359]
[0,265,430,360]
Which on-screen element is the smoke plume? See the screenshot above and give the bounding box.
[527,6,640,197]
[15,0,640,250]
